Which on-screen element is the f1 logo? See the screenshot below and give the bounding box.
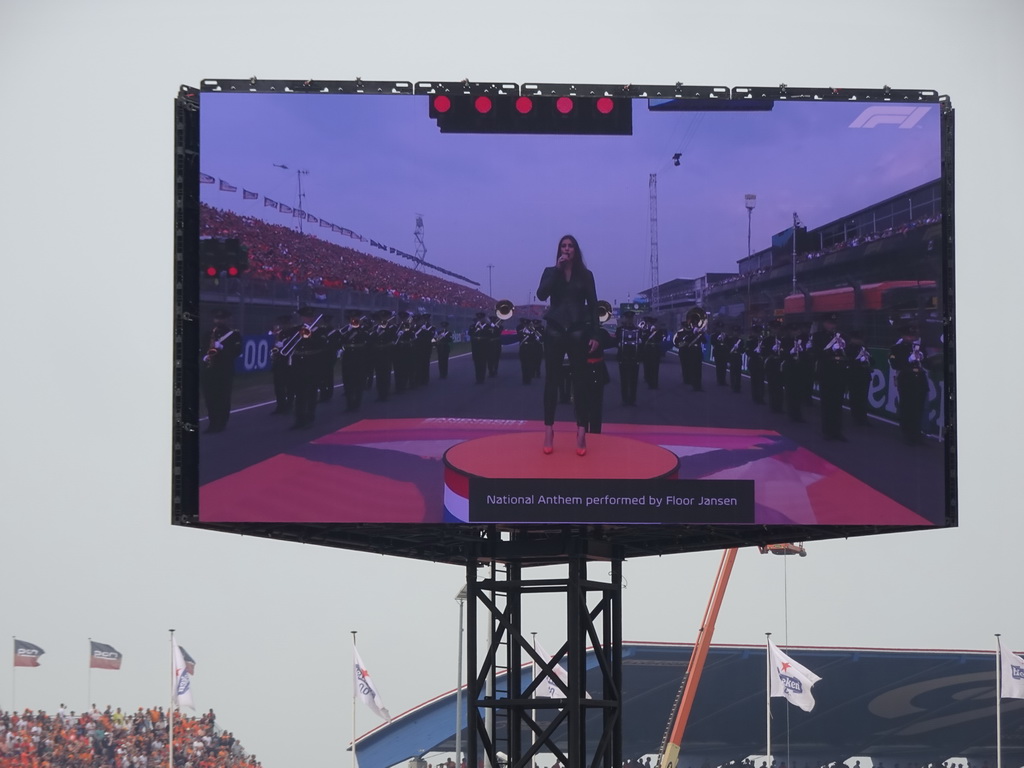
[849,106,931,129]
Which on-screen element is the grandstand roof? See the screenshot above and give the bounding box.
[355,643,1024,768]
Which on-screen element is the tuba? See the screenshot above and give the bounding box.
[684,307,709,346]
[495,300,514,321]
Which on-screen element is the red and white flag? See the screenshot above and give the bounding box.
[768,639,821,712]
[354,647,391,722]
[89,641,123,670]
[14,639,44,667]
[999,637,1024,700]
[173,642,195,710]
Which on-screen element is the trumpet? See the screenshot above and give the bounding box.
[495,300,514,321]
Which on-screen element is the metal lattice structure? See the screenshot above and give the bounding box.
[649,174,659,311]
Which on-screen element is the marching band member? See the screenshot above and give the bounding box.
[889,322,929,445]
[617,311,642,404]
[283,306,327,429]
[201,308,243,433]
[338,310,370,413]
[811,313,848,441]
[269,314,295,415]
[845,328,873,427]
[469,312,489,384]
[746,324,766,405]
[641,317,665,390]
[434,322,453,379]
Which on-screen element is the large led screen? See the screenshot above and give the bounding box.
[181,83,953,538]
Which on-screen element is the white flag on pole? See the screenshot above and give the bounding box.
[354,647,391,722]
[768,639,821,712]
[172,642,195,710]
[533,641,590,699]
[999,638,1024,700]
[534,641,564,698]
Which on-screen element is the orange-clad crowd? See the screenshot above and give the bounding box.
[0,706,259,768]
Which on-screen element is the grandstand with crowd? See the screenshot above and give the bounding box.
[0,706,258,768]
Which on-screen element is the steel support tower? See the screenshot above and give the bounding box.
[414,214,427,272]
[464,532,623,768]
[649,174,660,311]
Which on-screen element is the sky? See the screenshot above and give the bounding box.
[2,3,1023,768]
[199,93,940,304]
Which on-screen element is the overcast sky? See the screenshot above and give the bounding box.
[199,93,940,303]
[2,3,1022,768]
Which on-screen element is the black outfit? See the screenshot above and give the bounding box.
[286,325,328,428]
[812,329,848,440]
[201,324,242,432]
[617,324,641,404]
[369,321,396,401]
[727,336,744,394]
[890,337,929,444]
[434,328,452,379]
[414,321,434,387]
[486,320,503,377]
[269,329,294,414]
[711,333,729,386]
[846,342,873,426]
[339,322,370,412]
[580,328,612,434]
[642,325,665,389]
[469,319,489,384]
[537,265,599,427]
[746,333,766,406]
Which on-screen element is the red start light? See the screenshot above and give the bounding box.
[205,266,218,277]
[227,266,239,277]
[433,95,451,113]
[556,97,574,115]
[515,96,533,114]
[474,95,493,114]
[596,97,614,114]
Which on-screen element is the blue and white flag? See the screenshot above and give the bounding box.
[768,639,821,712]
[354,647,391,722]
[173,641,195,710]
[999,637,1024,700]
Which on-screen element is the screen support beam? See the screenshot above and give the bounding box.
[465,532,623,768]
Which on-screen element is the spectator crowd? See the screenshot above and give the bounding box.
[1,706,259,768]
[201,205,492,309]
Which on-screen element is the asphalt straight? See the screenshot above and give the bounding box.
[198,345,946,523]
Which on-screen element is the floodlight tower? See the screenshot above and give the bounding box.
[414,214,427,272]
[273,163,310,233]
[649,174,660,312]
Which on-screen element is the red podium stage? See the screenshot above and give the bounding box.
[443,431,679,522]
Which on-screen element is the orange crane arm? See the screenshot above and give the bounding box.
[658,548,738,768]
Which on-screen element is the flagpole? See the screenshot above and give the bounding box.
[996,634,1003,768]
[765,633,771,768]
[169,630,176,768]
[352,631,358,768]
[11,636,16,712]
[87,637,92,713]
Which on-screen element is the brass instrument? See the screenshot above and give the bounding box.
[495,299,514,321]
[684,307,709,346]
[280,314,323,358]
[824,332,846,353]
[203,329,236,365]
[597,300,613,324]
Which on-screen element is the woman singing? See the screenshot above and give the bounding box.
[536,234,600,455]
